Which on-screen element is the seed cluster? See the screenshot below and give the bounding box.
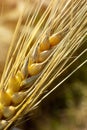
[0,33,62,129]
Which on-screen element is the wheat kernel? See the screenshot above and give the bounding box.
[49,34,61,46]
[29,56,36,65]
[2,106,16,118]
[0,120,8,130]
[15,71,24,84]
[28,63,44,76]
[7,76,21,93]
[12,92,26,105]
[39,36,50,51]
[0,89,11,106]
[38,50,52,62]
[6,88,14,96]
[21,73,40,88]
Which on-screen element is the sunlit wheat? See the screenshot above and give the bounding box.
[0,0,86,129]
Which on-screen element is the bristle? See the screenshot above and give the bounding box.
[0,0,86,129]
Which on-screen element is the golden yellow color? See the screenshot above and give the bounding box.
[39,37,50,51]
[12,92,26,105]
[7,76,21,94]
[49,34,61,46]
[0,120,8,130]
[0,110,2,119]
[28,63,44,76]
[38,50,51,62]
[0,103,4,117]
[2,106,16,118]
[0,90,11,106]
[15,71,24,84]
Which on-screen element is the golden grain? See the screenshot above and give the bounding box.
[0,0,86,129]
[0,120,8,130]
[0,89,11,106]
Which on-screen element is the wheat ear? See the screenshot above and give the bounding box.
[0,0,86,129]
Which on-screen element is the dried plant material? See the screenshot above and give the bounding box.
[0,25,13,78]
[0,0,86,129]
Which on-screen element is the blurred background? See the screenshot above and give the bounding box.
[0,0,87,130]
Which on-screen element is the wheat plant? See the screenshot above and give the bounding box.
[0,0,86,129]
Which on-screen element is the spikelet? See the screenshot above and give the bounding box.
[49,33,62,46]
[0,89,11,106]
[39,36,50,51]
[11,92,27,105]
[38,49,53,62]
[0,120,8,130]
[28,62,46,76]
[7,71,24,95]
[0,0,86,129]
[2,106,16,119]
[7,76,20,95]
